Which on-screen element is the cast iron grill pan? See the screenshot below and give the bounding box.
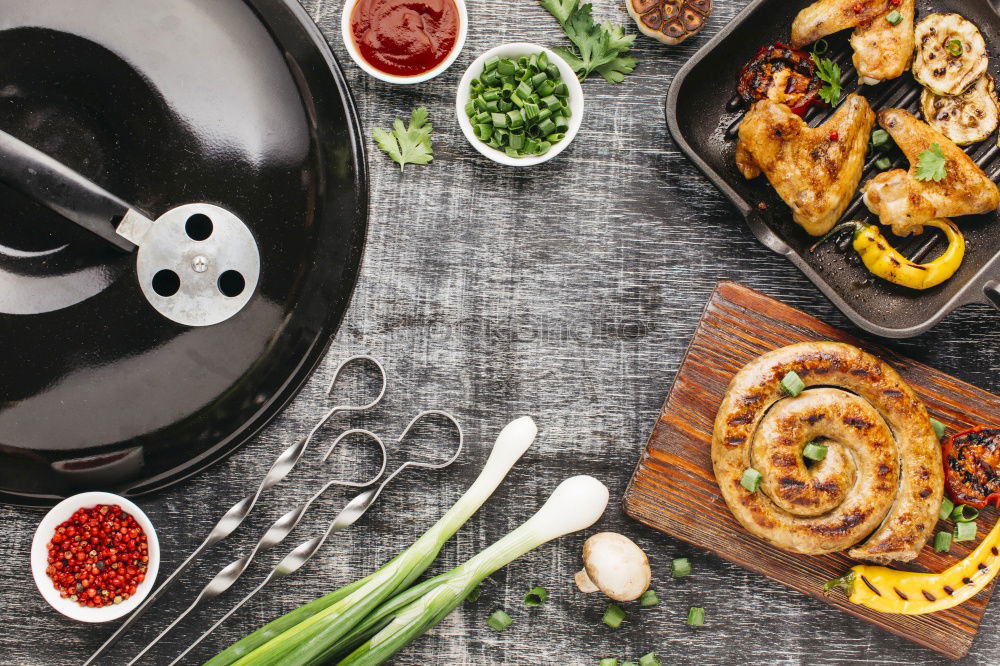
[667,0,1000,338]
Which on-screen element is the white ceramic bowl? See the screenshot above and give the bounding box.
[31,492,160,622]
[341,0,468,84]
[456,43,584,167]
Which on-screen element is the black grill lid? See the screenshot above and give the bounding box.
[0,0,368,505]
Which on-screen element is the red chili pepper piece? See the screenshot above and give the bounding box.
[829,130,840,141]
[943,427,1000,509]
[853,2,864,13]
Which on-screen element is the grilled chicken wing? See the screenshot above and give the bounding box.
[863,109,1000,235]
[792,0,914,84]
[736,93,876,236]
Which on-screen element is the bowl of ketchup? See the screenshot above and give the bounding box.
[342,0,467,84]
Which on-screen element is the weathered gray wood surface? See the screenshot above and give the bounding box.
[3,0,1000,664]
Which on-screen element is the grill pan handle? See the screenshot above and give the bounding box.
[0,129,140,252]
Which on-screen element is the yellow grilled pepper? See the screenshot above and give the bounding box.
[824,518,1000,614]
[811,218,964,290]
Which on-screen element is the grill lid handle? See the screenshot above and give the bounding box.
[0,129,148,252]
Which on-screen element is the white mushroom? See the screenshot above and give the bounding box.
[574,532,651,602]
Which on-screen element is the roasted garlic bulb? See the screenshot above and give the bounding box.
[625,0,712,45]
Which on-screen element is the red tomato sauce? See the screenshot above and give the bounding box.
[350,0,459,77]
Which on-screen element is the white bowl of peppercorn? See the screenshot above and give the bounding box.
[30,491,160,622]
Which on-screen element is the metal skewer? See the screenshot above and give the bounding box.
[82,355,386,666]
[165,410,464,666]
[126,429,388,665]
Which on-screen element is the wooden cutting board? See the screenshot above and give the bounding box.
[623,281,1000,660]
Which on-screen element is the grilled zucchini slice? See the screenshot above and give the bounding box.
[913,13,988,97]
[921,74,999,145]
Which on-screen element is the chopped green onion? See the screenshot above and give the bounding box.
[931,418,946,440]
[741,468,762,493]
[802,441,828,462]
[955,520,978,542]
[487,609,513,632]
[463,50,571,159]
[524,586,548,606]
[602,603,626,629]
[687,606,705,627]
[671,557,692,578]
[951,504,979,522]
[639,589,660,607]
[947,39,964,57]
[871,129,890,148]
[886,10,902,25]
[934,530,952,553]
[814,38,829,55]
[940,496,954,522]
[599,660,619,666]
[875,157,893,171]
[466,585,482,603]
[638,653,661,666]
[780,371,805,397]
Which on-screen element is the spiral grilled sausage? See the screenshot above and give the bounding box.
[712,342,943,563]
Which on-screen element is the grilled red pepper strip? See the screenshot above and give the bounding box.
[943,427,1000,509]
[737,42,824,117]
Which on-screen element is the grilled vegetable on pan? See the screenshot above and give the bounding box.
[825,518,1000,614]
[736,42,824,116]
[811,218,965,290]
[626,0,712,46]
[943,428,1000,509]
[920,75,999,146]
[913,13,989,97]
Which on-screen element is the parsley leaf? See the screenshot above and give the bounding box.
[915,143,948,182]
[539,0,637,83]
[372,107,433,171]
[811,52,842,106]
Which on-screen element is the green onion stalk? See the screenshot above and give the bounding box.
[338,475,610,665]
[208,417,538,666]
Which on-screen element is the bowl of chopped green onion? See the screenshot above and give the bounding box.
[456,43,584,166]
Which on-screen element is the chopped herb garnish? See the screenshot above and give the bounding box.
[955,520,977,542]
[602,603,626,629]
[466,585,482,603]
[915,143,948,182]
[951,504,980,523]
[638,652,662,666]
[524,586,548,606]
[639,589,660,607]
[871,128,890,149]
[811,51,842,106]
[372,107,433,171]
[947,39,964,57]
[672,557,692,578]
[940,496,954,522]
[741,468,763,493]
[934,530,952,553]
[931,418,946,440]
[875,157,893,171]
[687,606,705,627]
[813,38,829,55]
[780,371,806,397]
[487,608,513,631]
[886,10,903,25]
[802,441,828,462]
